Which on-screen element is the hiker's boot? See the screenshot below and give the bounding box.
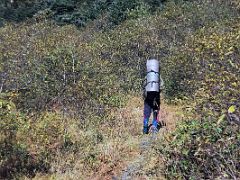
[152,119,159,133]
[143,126,149,134]
[143,118,149,134]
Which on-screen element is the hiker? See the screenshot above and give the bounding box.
[143,58,164,134]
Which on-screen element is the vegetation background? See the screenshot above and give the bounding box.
[0,0,239,179]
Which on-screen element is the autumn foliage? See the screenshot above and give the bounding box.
[0,0,239,179]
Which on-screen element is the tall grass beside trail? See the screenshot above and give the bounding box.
[0,0,240,179]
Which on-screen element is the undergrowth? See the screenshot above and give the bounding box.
[0,0,239,179]
[159,114,240,179]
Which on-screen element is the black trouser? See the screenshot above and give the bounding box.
[143,91,160,127]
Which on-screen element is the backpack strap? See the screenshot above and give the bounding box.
[147,70,159,75]
[145,81,159,85]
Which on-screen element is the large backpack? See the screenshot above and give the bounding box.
[145,59,160,92]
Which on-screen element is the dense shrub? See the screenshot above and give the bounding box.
[0,92,104,178]
[161,115,240,179]
[0,0,239,178]
[0,94,49,178]
[0,0,166,27]
[0,22,131,115]
[149,1,240,178]
[1,0,238,113]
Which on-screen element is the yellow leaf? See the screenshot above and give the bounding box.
[228,105,235,113]
[232,82,237,87]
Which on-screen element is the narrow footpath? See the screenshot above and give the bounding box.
[118,100,180,180]
[91,97,182,180]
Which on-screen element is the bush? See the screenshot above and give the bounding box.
[0,94,49,178]
[0,20,141,115]
[0,0,166,27]
[150,1,240,178]
[0,0,239,178]
[0,93,94,178]
[161,115,240,179]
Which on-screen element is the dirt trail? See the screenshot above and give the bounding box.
[91,97,182,180]
[88,96,182,180]
[117,100,181,180]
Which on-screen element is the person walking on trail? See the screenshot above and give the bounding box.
[143,58,164,134]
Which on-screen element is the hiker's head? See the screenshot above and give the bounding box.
[148,56,158,61]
